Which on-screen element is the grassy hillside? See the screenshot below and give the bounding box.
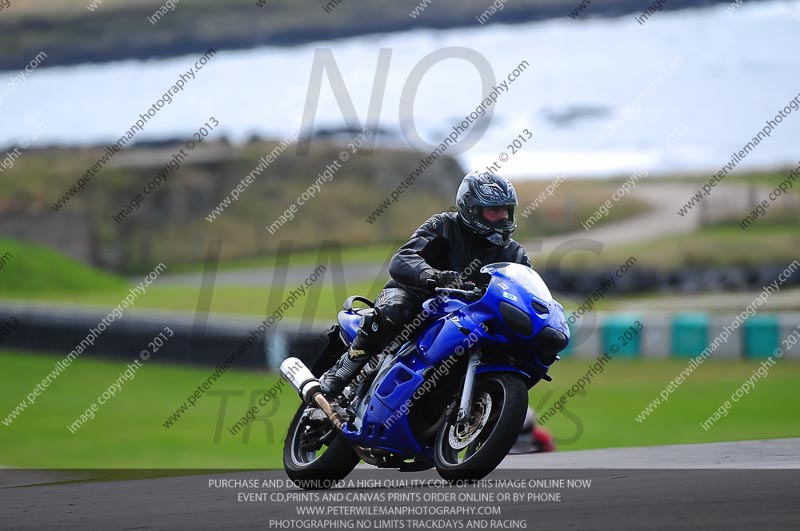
[0,141,463,272]
[557,219,800,269]
[0,239,126,294]
[514,179,650,240]
[0,141,653,274]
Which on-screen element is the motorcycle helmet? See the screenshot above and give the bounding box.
[456,171,518,246]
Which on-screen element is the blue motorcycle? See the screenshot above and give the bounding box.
[280,262,569,488]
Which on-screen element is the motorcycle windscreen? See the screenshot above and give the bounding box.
[480,262,554,302]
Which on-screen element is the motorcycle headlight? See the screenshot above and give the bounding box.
[535,326,569,365]
[498,301,533,336]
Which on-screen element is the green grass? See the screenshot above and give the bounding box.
[0,236,387,319]
[1,351,798,468]
[0,263,616,320]
[168,242,398,274]
[0,277,632,320]
[0,280,383,322]
[533,356,800,450]
[0,239,127,294]
[0,350,293,468]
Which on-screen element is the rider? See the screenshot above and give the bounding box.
[320,171,533,397]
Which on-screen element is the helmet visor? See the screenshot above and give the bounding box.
[478,204,516,230]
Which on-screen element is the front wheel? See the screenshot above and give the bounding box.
[434,373,528,481]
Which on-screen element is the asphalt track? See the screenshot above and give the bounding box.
[2,439,798,531]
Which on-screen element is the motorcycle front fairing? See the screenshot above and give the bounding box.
[416,263,569,385]
[476,262,570,373]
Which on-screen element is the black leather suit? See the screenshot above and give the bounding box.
[352,211,533,355]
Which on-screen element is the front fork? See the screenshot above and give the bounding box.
[456,350,481,422]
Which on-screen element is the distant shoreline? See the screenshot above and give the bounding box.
[0,0,736,71]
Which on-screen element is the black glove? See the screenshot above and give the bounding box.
[432,270,465,289]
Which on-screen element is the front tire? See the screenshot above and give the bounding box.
[283,404,359,489]
[434,373,528,481]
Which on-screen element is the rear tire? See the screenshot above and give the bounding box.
[434,373,528,481]
[283,404,359,490]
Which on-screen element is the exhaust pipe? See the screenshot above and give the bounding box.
[280,357,344,431]
[281,357,380,465]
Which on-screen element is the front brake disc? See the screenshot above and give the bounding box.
[448,392,492,450]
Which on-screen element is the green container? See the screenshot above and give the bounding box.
[601,314,640,357]
[743,315,780,359]
[671,313,709,357]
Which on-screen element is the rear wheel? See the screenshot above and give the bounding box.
[283,404,359,489]
[434,373,528,481]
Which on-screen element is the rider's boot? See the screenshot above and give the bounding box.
[319,345,370,397]
[320,307,383,397]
